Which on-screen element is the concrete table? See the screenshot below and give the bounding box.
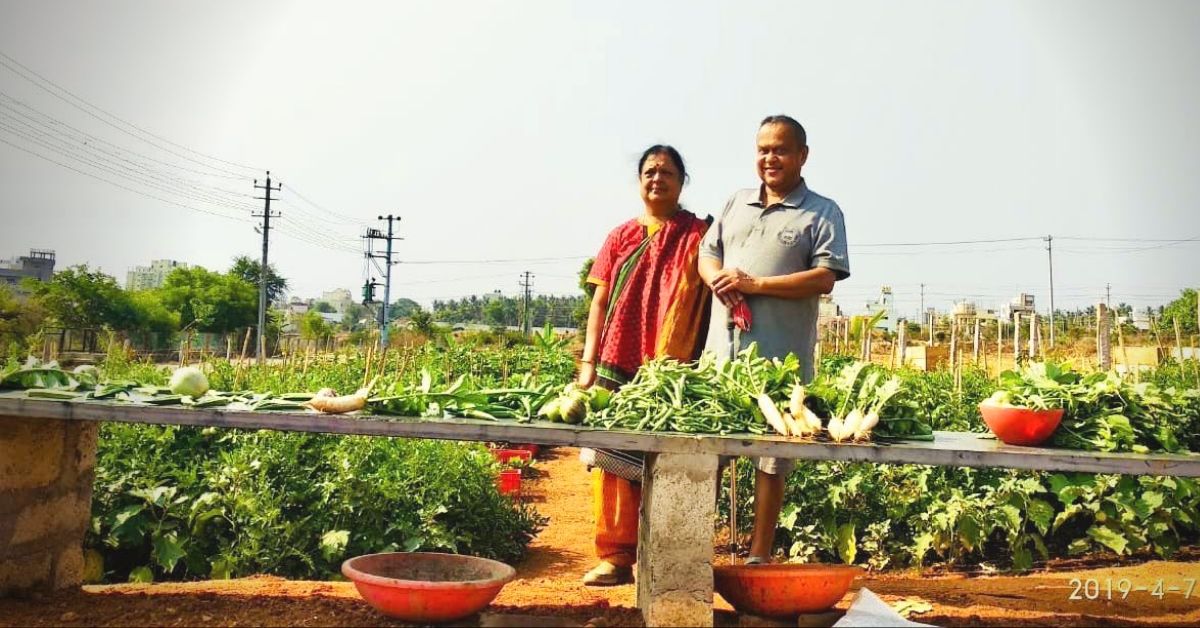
[3,393,1200,625]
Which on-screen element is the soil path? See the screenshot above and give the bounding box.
[1,446,1198,627]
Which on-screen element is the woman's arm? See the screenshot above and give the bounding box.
[577,282,610,387]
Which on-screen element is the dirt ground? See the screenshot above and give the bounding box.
[2,446,1198,627]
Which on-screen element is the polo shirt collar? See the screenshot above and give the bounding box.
[749,178,809,208]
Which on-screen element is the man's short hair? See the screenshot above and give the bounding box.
[759,115,807,147]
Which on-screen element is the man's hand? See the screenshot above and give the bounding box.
[709,268,757,299]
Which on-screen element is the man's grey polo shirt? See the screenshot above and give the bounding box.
[699,181,850,382]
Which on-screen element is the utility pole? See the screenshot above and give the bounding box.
[1105,283,1111,309]
[363,216,400,348]
[919,283,925,336]
[252,172,281,365]
[1046,235,1056,348]
[519,271,534,335]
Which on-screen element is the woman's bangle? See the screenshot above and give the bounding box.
[579,358,595,365]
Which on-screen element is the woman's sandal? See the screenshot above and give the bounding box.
[582,561,634,586]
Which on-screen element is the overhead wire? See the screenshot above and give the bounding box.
[0,135,251,224]
[0,49,260,175]
[0,113,258,213]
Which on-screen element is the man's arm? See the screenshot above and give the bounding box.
[748,267,836,299]
[709,266,836,300]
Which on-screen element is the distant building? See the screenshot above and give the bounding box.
[126,259,187,291]
[1132,311,1152,331]
[320,288,354,314]
[817,294,842,324]
[0,249,55,292]
[863,286,896,332]
[1001,293,1036,319]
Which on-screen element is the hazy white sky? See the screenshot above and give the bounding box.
[1,0,1198,316]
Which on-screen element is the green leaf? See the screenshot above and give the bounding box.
[1139,491,1165,512]
[210,559,233,580]
[779,503,800,531]
[152,533,187,573]
[320,530,350,561]
[910,532,934,565]
[1011,545,1033,571]
[957,514,983,552]
[1067,538,1091,556]
[128,566,154,583]
[1086,524,1129,555]
[1027,499,1054,535]
[836,523,857,565]
[403,535,424,553]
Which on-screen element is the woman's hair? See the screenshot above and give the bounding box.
[637,144,687,183]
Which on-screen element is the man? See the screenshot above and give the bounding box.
[698,114,850,563]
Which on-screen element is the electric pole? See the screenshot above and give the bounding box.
[1106,283,1111,309]
[252,171,281,365]
[518,271,534,335]
[919,283,925,333]
[1046,235,1056,348]
[363,215,400,348]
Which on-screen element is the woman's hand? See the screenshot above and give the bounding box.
[577,361,597,388]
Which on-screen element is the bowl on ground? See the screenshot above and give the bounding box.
[713,563,861,617]
[342,552,516,623]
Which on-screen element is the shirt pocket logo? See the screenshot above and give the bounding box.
[777,228,801,247]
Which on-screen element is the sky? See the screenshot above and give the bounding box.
[1,0,1198,318]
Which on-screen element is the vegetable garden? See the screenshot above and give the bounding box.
[3,339,1198,587]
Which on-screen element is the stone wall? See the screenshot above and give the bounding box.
[0,416,98,596]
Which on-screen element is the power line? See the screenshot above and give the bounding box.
[854,236,1043,247]
[0,114,259,212]
[0,135,250,223]
[284,183,368,226]
[399,255,590,265]
[0,93,252,181]
[0,49,260,175]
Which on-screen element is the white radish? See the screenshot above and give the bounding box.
[840,408,863,443]
[855,410,880,441]
[305,387,370,414]
[802,407,823,433]
[757,393,790,436]
[782,412,808,437]
[827,415,845,442]
[788,382,806,417]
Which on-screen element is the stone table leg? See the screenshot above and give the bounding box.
[637,452,718,627]
[1,416,98,596]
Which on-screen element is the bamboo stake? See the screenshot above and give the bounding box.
[972,318,981,363]
[363,340,376,389]
[1116,317,1133,381]
[238,327,253,365]
[1174,317,1185,363]
[1097,303,1112,371]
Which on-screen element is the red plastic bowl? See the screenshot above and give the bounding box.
[342,552,516,623]
[513,443,540,457]
[491,448,533,464]
[714,563,861,617]
[497,468,521,495]
[979,403,1065,446]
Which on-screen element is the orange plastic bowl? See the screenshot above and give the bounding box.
[342,552,516,623]
[714,563,861,617]
[979,403,1064,446]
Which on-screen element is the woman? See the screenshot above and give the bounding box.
[577,145,711,585]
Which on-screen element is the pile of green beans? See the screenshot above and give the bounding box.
[587,349,801,434]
